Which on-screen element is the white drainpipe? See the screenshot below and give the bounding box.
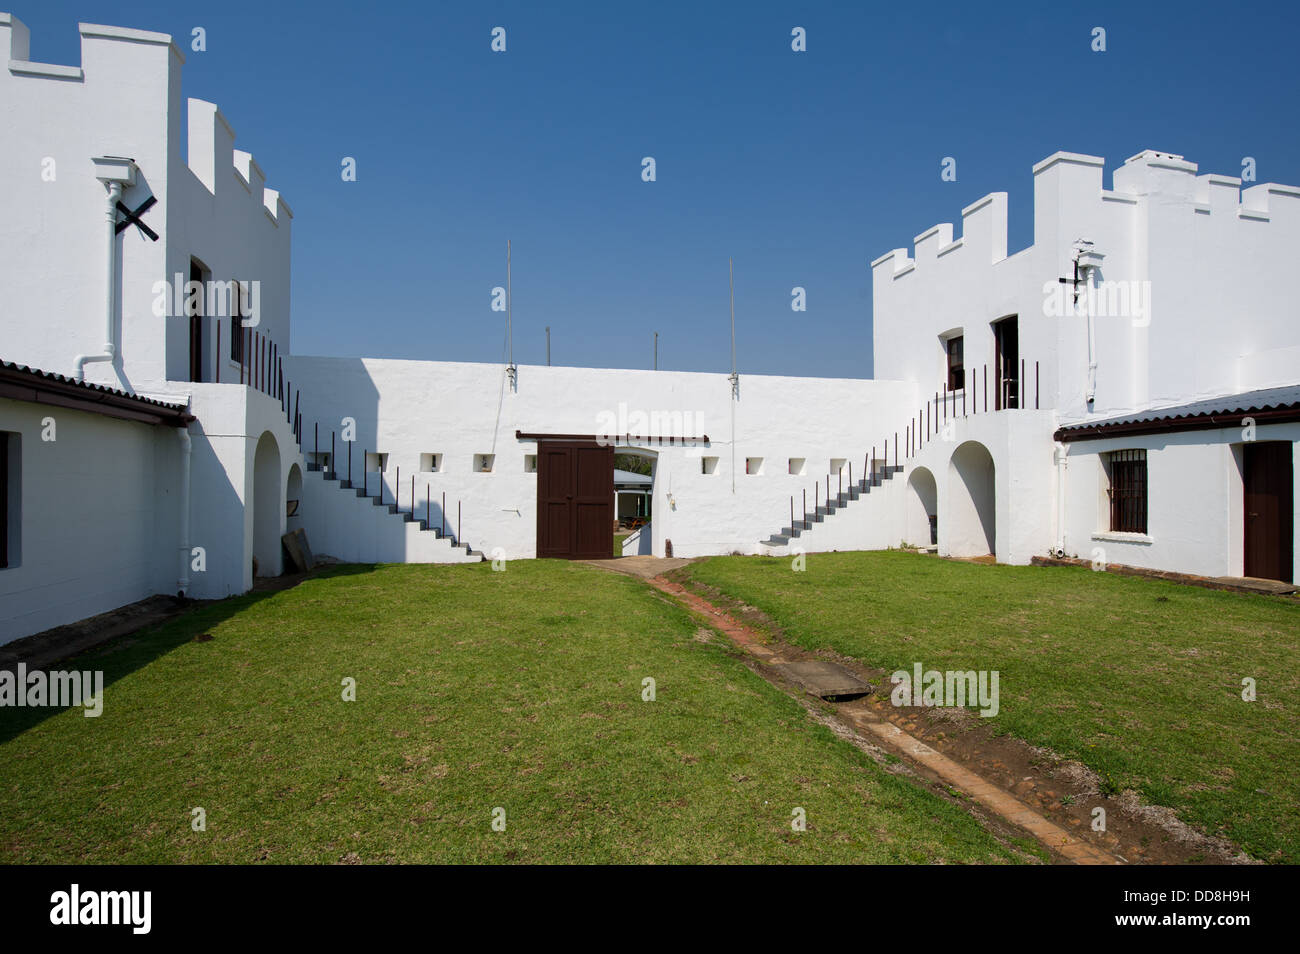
[177,426,192,596]
[1054,441,1069,557]
[1073,240,1105,408]
[77,157,138,382]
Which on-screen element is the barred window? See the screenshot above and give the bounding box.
[1107,449,1147,534]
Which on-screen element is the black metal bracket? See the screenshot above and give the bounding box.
[114,195,159,241]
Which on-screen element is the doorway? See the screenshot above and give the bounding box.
[993,315,1018,410]
[188,258,206,383]
[537,441,614,559]
[1244,441,1293,582]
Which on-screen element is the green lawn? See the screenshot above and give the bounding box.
[682,551,1300,863]
[0,561,1030,864]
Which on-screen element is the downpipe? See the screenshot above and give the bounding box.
[177,426,192,596]
[74,181,123,382]
[1053,441,1068,558]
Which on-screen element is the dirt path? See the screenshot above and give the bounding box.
[634,569,1253,866]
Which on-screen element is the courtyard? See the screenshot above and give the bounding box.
[2,553,1293,864]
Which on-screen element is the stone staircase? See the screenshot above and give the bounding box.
[761,460,903,548]
[307,461,486,563]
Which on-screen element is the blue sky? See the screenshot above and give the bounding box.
[22,1,1300,378]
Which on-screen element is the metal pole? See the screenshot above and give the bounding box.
[458,501,461,544]
[442,492,446,537]
[654,331,658,370]
[506,239,512,369]
[546,326,551,366]
[216,321,221,383]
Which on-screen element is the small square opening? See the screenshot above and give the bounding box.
[701,456,719,475]
[476,454,495,473]
[420,453,442,473]
[524,454,538,473]
[788,457,806,476]
[365,452,387,473]
[745,457,764,476]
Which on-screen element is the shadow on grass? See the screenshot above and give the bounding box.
[0,564,377,744]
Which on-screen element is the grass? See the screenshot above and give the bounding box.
[682,550,1300,863]
[0,561,1029,864]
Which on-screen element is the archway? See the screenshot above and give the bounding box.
[947,440,996,557]
[252,431,283,576]
[905,466,937,548]
[286,463,303,535]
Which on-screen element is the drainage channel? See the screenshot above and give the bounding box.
[646,575,1120,865]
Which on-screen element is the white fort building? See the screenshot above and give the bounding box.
[2,13,1297,644]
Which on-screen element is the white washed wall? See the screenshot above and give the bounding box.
[0,397,179,643]
[282,357,919,561]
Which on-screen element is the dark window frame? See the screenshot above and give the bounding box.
[1107,449,1148,534]
[230,281,245,363]
[945,335,965,392]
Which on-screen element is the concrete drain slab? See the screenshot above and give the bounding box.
[774,660,872,701]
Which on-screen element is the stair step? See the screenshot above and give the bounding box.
[765,534,790,545]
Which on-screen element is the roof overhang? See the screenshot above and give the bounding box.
[0,362,194,428]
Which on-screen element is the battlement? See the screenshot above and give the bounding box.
[2,14,291,226]
[188,100,293,226]
[871,191,1009,278]
[872,149,1300,282]
[2,14,184,78]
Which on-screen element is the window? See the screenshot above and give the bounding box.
[701,456,719,475]
[420,453,442,473]
[788,457,806,476]
[946,335,964,391]
[1106,449,1147,533]
[475,454,495,473]
[231,281,245,363]
[745,457,764,475]
[365,452,388,473]
[524,454,537,473]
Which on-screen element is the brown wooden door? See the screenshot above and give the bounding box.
[1244,441,1293,583]
[537,441,613,559]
